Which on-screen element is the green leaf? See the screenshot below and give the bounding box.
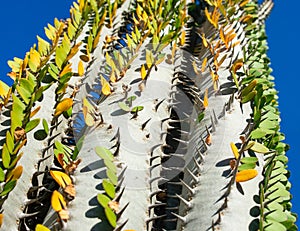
[97,193,111,208]
[248,141,269,153]
[5,131,14,154]
[131,106,144,113]
[240,157,258,164]
[238,163,256,171]
[16,85,31,104]
[241,90,256,104]
[106,169,118,186]
[42,119,49,135]
[2,143,11,168]
[104,159,117,174]
[0,180,17,196]
[25,119,40,133]
[95,147,114,161]
[197,112,205,123]
[105,207,117,228]
[0,167,5,181]
[250,128,267,139]
[103,179,115,199]
[118,102,130,112]
[264,220,286,231]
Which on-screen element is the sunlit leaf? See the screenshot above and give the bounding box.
[105,207,117,228]
[0,180,17,196]
[95,147,114,161]
[247,141,269,154]
[100,76,112,95]
[203,89,209,108]
[51,190,66,212]
[54,98,73,117]
[97,193,111,208]
[50,170,72,188]
[25,118,40,132]
[6,166,23,182]
[103,179,115,199]
[78,60,84,76]
[35,224,50,231]
[118,102,130,112]
[140,64,147,80]
[236,169,258,182]
[230,142,240,159]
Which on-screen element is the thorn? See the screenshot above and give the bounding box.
[171,212,187,224]
[112,141,120,156]
[18,211,40,219]
[172,137,189,145]
[186,168,199,183]
[149,176,161,184]
[114,187,125,202]
[180,179,196,195]
[210,115,216,133]
[176,194,193,209]
[146,214,167,224]
[148,202,167,210]
[114,219,128,231]
[193,156,203,172]
[213,109,218,125]
[116,202,129,219]
[110,128,120,142]
[149,163,161,172]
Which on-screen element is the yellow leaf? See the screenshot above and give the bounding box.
[54,98,73,117]
[230,142,240,159]
[51,190,66,212]
[192,61,199,75]
[60,63,72,77]
[180,30,186,46]
[202,33,208,48]
[217,54,227,67]
[6,166,23,182]
[0,80,9,99]
[35,224,50,231]
[50,170,72,188]
[140,64,147,80]
[236,169,258,182]
[82,98,95,126]
[201,57,207,72]
[232,59,243,74]
[146,50,154,69]
[203,89,208,108]
[100,76,111,95]
[239,0,250,7]
[78,60,84,76]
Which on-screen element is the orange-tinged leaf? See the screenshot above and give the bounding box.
[100,76,112,95]
[14,127,26,142]
[6,166,23,182]
[59,63,72,77]
[50,170,72,188]
[205,133,212,145]
[0,214,3,228]
[140,64,147,80]
[78,60,84,76]
[54,98,73,116]
[51,190,66,212]
[30,106,41,118]
[236,169,258,182]
[230,142,240,159]
[64,184,76,197]
[203,89,208,108]
[35,224,50,231]
[239,0,250,7]
[232,60,243,74]
[57,153,66,169]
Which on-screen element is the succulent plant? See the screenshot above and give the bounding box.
[0,0,297,230]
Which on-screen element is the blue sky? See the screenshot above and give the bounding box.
[0,0,299,225]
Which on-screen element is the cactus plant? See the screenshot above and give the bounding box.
[0,0,297,230]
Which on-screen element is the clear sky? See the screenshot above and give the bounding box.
[0,0,299,226]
